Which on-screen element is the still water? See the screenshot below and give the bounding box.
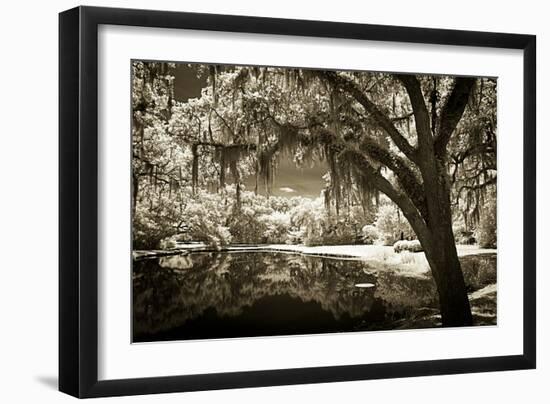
[133,251,438,342]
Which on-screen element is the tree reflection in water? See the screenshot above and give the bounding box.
[133,252,438,342]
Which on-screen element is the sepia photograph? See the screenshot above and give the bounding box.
[131,60,497,343]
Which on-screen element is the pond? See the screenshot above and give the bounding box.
[133,251,440,342]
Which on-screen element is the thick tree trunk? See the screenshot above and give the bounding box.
[420,176,473,327]
[423,227,473,327]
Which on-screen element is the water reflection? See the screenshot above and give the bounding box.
[133,252,438,342]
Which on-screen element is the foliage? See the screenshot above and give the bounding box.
[131,61,496,259]
[374,204,414,246]
[288,197,368,246]
[260,211,292,243]
[180,190,233,246]
[361,225,379,245]
[476,196,497,248]
[133,202,180,249]
[452,222,477,245]
[448,79,497,228]
[318,218,359,246]
[227,209,268,244]
[393,240,423,253]
[460,254,497,290]
[159,238,178,250]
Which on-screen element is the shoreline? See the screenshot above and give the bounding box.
[133,243,497,266]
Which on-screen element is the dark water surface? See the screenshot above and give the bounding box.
[133,252,439,342]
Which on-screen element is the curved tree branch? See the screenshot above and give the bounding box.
[357,138,428,219]
[342,148,431,244]
[435,77,476,155]
[396,74,433,150]
[307,125,428,220]
[315,70,419,163]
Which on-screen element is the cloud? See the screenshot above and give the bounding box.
[279,187,296,193]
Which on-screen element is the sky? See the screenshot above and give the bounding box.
[243,158,327,199]
[172,63,328,199]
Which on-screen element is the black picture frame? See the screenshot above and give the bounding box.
[59,5,536,398]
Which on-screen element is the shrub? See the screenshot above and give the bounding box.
[132,206,178,249]
[361,225,379,245]
[227,210,267,244]
[287,228,304,245]
[453,223,477,245]
[375,204,414,245]
[321,220,358,245]
[181,196,233,246]
[159,238,177,250]
[393,239,423,253]
[260,211,291,244]
[460,254,497,291]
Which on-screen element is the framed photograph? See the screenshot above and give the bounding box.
[59,6,536,398]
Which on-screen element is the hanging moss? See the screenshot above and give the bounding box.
[283,69,290,90]
[191,144,199,195]
[275,124,301,156]
[218,148,226,188]
[254,160,259,195]
[235,182,242,211]
[351,164,378,217]
[329,89,344,136]
[209,65,217,106]
[324,144,341,216]
[231,68,249,110]
[257,148,274,194]
[229,159,240,182]
[234,68,249,89]
[323,188,331,217]
[319,138,382,221]
[215,144,252,190]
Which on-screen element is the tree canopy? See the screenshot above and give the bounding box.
[132,62,495,249]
